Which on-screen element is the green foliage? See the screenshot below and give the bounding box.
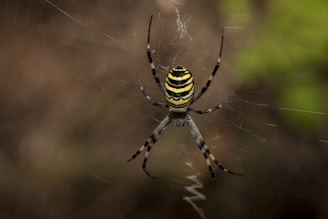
[279,82,327,132]
[235,0,328,81]
[223,0,328,132]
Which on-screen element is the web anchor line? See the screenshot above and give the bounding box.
[44,0,128,51]
[235,97,327,116]
[223,94,328,144]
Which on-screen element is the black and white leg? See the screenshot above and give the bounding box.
[189,102,225,114]
[192,27,225,104]
[137,73,168,107]
[185,115,242,182]
[128,115,172,178]
[147,14,164,93]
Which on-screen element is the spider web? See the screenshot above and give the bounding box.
[1,1,328,219]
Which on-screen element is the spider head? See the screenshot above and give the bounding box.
[164,66,194,113]
[169,111,188,126]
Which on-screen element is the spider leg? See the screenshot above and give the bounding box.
[189,103,224,114]
[185,115,243,182]
[137,73,168,108]
[128,115,172,179]
[192,27,225,104]
[147,14,165,93]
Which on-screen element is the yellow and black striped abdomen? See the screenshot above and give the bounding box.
[164,66,194,112]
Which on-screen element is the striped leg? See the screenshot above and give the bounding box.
[137,73,168,107]
[185,115,242,182]
[189,103,224,114]
[147,14,164,93]
[192,27,225,104]
[128,115,172,178]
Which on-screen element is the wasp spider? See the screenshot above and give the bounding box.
[128,15,242,182]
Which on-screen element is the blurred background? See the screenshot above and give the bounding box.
[0,0,328,218]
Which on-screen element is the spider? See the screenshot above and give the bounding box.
[128,15,242,182]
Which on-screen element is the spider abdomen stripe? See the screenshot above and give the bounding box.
[165,96,193,110]
[165,82,193,94]
[166,77,193,87]
[166,89,192,98]
[164,66,194,112]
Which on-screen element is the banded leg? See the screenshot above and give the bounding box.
[128,115,172,178]
[192,27,225,104]
[189,103,224,114]
[147,14,164,93]
[137,73,168,107]
[185,115,243,182]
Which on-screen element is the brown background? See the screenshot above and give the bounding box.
[1,0,327,218]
